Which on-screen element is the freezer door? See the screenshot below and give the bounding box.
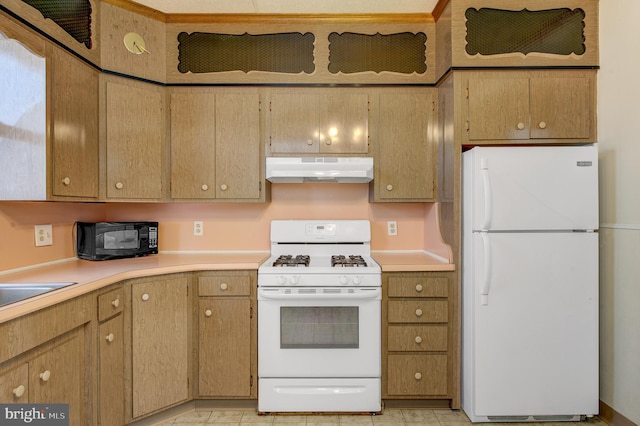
[467,232,598,417]
[464,146,598,231]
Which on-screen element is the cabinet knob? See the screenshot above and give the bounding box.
[205,309,212,317]
[62,177,71,186]
[516,122,526,130]
[105,333,115,343]
[201,184,209,191]
[538,121,547,129]
[414,372,422,381]
[112,298,120,308]
[415,336,423,344]
[115,182,124,190]
[386,184,394,191]
[220,283,228,291]
[326,139,332,145]
[40,370,51,382]
[415,284,423,293]
[141,293,150,301]
[306,139,313,146]
[220,184,228,191]
[12,385,25,398]
[415,308,423,317]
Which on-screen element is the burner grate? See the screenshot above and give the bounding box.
[273,255,310,267]
[331,255,367,267]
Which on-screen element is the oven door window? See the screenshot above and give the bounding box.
[280,306,359,349]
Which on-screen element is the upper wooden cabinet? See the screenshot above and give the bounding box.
[463,70,596,144]
[451,0,599,68]
[170,89,263,201]
[370,89,437,202]
[49,45,99,200]
[268,89,369,155]
[102,76,165,200]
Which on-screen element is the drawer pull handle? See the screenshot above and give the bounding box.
[516,122,525,130]
[112,298,120,308]
[415,284,423,293]
[13,385,25,398]
[205,309,212,317]
[62,177,71,186]
[141,293,150,301]
[220,283,228,291]
[40,370,51,382]
[307,139,313,146]
[538,121,547,129]
[415,309,423,317]
[386,184,394,191]
[201,184,209,191]
[220,184,228,191]
[115,182,124,190]
[414,336,423,344]
[414,372,422,380]
[105,333,115,343]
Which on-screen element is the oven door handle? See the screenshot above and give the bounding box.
[258,289,381,300]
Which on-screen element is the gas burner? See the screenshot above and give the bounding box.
[331,255,368,268]
[273,255,310,267]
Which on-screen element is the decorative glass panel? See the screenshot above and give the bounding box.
[177,32,315,74]
[465,8,586,56]
[328,32,427,74]
[21,0,92,48]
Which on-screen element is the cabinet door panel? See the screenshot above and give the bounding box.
[198,298,252,397]
[320,93,369,153]
[170,93,216,199]
[529,77,592,139]
[270,94,319,153]
[50,47,99,198]
[387,354,447,396]
[99,315,124,426]
[215,93,261,199]
[378,93,435,200]
[468,78,530,141]
[132,277,188,418]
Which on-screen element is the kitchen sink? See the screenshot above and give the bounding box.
[0,283,76,307]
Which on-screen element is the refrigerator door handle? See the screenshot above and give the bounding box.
[480,232,491,305]
[480,158,492,230]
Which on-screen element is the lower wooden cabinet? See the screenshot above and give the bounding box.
[197,271,257,398]
[382,272,456,403]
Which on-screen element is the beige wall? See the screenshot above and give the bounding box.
[598,1,640,423]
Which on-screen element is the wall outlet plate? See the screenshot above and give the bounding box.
[387,221,397,236]
[194,221,203,236]
[35,224,53,246]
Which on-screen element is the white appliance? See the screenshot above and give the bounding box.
[258,220,382,413]
[462,145,599,422]
[265,157,374,183]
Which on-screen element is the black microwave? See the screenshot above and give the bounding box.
[76,222,158,261]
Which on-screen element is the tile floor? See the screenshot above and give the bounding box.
[155,408,610,426]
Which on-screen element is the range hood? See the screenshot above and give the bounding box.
[266,157,374,183]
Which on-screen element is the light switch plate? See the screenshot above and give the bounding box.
[35,224,53,246]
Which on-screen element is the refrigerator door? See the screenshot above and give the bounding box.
[464,146,598,231]
[464,231,598,420]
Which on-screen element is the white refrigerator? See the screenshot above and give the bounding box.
[462,145,599,422]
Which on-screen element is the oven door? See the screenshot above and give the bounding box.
[258,286,381,378]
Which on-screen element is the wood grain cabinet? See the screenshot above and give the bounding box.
[128,275,189,420]
[370,89,437,202]
[49,45,99,200]
[383,272,455,402]
[97,286,124,426]
[102,76,165,200]
[268,89,369,154]
[170,89,263,201]
[197,271,256,398]
[465,70,596,144]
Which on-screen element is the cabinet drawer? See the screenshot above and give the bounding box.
[388,277,448,298]
[387,300,448,323]
[388,325,447,352]
[97,287,124,321]
[387,354,447,396]
[199,276,251,296]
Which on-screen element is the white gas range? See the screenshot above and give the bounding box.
[257,220,382,414]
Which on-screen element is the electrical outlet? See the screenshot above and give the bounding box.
[387,221,398,236]
[35,224,53,246]
[194,221,203,236]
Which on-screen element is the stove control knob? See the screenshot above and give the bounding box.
[340,276,350,285]
[352,276,361,285]
[290,276,300,285]
[276,276,287,285]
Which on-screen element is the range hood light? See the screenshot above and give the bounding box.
[266,157,374,183]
